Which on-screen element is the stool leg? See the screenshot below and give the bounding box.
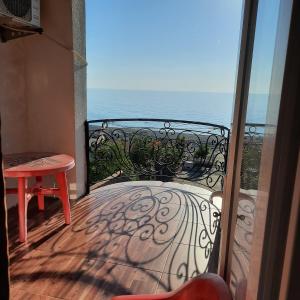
[18,177,28,242]
[55,172,71,224]
[36,176,44,211]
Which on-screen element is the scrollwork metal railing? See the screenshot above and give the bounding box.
[85,118,230,192]
[241,123,265,190]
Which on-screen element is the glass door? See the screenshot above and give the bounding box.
[221,0,294,299]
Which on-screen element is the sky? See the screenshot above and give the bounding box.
[86,0,243,93]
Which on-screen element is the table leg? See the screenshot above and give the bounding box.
[36,176,44,210]
[18,177,28,242]
[55,172,71,224]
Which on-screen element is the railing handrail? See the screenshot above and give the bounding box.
[244,122,266,127]
[86,118,230,132]
[88,119,268,129]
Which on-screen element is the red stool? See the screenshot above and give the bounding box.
[4,153,75,242]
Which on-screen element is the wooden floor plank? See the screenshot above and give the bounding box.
[9,181,219,299]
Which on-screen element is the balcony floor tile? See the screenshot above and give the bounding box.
[8,181,219,299]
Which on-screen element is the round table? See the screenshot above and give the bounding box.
[4,153,75,242]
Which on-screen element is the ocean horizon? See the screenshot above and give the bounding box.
[87,88,267,128]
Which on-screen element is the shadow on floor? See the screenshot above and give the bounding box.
[9,182,223,299]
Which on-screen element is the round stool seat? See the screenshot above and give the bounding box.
[4,153,75,177]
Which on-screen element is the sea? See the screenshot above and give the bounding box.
[87,89,268,128]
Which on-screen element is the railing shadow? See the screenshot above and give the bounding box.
[9,182,221,296]
[229,193,255,298]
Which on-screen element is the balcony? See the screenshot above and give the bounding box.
[1,0,298,298]
[7,119,263,299]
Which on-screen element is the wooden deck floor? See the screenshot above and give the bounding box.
[8,181,221,300]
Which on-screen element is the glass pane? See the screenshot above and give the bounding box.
[229,0,291,298]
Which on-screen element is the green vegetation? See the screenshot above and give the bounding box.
[194,144,209,159]
[89,136,188,185]
[89,140,132,184]
[240,142,262,190]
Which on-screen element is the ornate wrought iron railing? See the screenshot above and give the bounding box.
[241,123,265,190]
[85,118,230,193]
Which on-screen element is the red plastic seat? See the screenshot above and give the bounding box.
[112,273,232,300]
[4,153,75,242]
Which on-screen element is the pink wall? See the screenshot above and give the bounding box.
[0,0,86,208]
[24,0,76,192]
[0,40,28,154]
